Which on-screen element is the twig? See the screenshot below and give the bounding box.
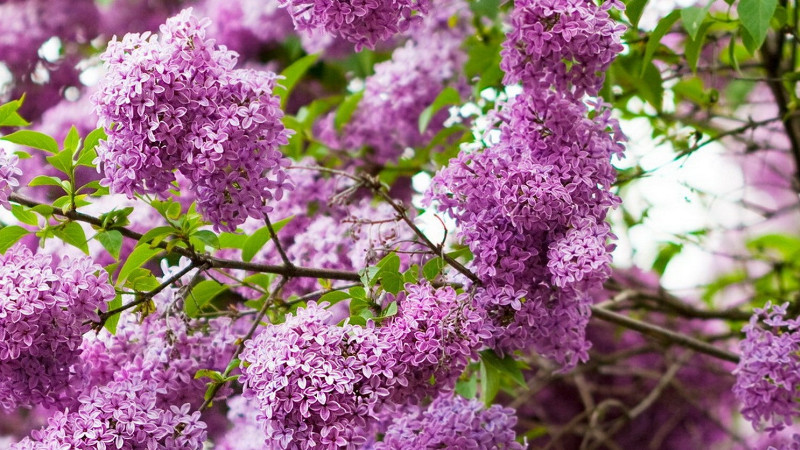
[265,213,293,268]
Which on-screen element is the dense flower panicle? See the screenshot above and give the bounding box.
[277,0,429,50]
[0,245,113,411]
[12,379,207,449]
[94,9,293,231]
[427,91,624,367]
[381,283,487,405]
[320,0,472,165]
[500,0,625,98]
[0,149,21,209]
[375,394,524,449]
[734,303,800,435]
[240,302,396,449]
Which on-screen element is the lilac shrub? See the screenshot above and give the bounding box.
[93,9,293,231]
[0,245,114,410]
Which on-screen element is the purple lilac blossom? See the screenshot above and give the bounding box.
[198,0,295,58]
[381,283,487,406]
[239,302,396,448]
[375,393,524,449]
[427,90,625,368]
[319,0,472,166]
[0,149,21,209]
[734,302,800,435]
[93,9,293,232]
[0,244,114,411]
[500,0,625,98]
[12,379,207,449]
[277,0,429,50]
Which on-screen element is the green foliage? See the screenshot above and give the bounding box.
[185,280,228,317]
[0,225,29,253]
[738,0,778,54]
[275,53,320,108]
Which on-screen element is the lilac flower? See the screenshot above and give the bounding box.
[239,302,396,448]
[381,283,487,405]
[734,302,800,435]
[12,379,207,449]
[277,0,430,50]
[427,91,625,368]
[500,0,626,98]
[93,9,293,232]
[375,393,524,449]
[0,149,21,209]
[0,245,114,410]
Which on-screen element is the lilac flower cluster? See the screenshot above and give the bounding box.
[427,0,625,369]
[500,0,626,97]
[0,244,114,411]
[12,379,207,449]
[381,283,487,405]
[93,9,293,232]
[734,303,800,435]
[213,396,268,449]
[240,281,486,448]
[0,149,21,209]
[239,302,395,448]
[277,0,429,50]
[320,0,471,165]
[428,90,624,367]
[376,394,524,449]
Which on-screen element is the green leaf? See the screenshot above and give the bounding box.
[747,234,800,260]
[242,226,272,262]
[193,230,219,250]
[96,230,124,259]
[418,87,461,133]
[274,53,320,109]
[479,358,501,406]
[117,246,161,287]
[349,286,367,300]
[194,369,225,382]
[10,204,38,226]
[1,130,58,153]
[0,226,29,253]
[62,126,80,155]
[81,127,106,155]
[104,294,123,334]
[641,10,680,77]
[423,257,445,281]
[380,272,403,295]
[376,252,401,276]
[242,273,274,290]
[480,349,527,388]
[46,149,74,176]
[685,21,712,73]
[381,300,398,318]
[470,0,500,19]
[652,242,683,276]
[738,0,778,54]
[625,0,649,30]
[185,280,228,317]
[455,374,478,399]
[271,215,294,234]
[28,175,65,188]
[0,97,29,127]
[54,222,89,254]
[334,90,364,131]
[318,290,352,305]
[137,226,174,247]
[218,232,248,249]
[681,5,711,41]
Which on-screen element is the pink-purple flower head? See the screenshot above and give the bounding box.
[93,8,293,231]
[0,149,21,209]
